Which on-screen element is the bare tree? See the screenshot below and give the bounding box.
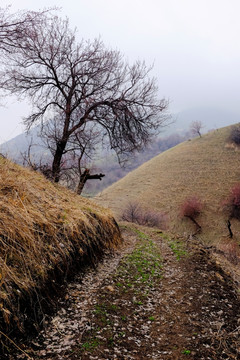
[0,15,169,184]
[190,120,204,138]
[0,6,53,52]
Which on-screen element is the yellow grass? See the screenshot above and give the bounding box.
[0,157,122,335]
[96,125,240,243]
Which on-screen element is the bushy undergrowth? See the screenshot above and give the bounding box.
[121,201,166,228]
[0,157,122,350]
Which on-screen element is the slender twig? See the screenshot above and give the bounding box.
[0,330,33,359]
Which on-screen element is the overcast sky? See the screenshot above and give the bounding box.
[1,0,240,142]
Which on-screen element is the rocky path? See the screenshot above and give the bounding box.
[14,225,240,360]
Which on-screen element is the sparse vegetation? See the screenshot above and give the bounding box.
[77,226,163,358]
[121,201,166,228]
[169,239,188,260]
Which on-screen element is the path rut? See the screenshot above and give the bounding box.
[12,225,240,360]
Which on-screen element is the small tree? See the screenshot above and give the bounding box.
[180,196,202,232]
[190,120,204,138]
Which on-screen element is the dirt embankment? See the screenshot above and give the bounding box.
[10,225,240,360]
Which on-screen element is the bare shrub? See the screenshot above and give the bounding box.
[121,202,142,224]
[180,196,203,231]
[121,202,166,228]
[229,124,240,145]
[141,208,167,228]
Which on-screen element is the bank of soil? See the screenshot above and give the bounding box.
[11,225,240,359]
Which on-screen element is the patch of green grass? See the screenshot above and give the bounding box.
[81,338,100,352]
[182,349,191,355]
[134,300,143,305]
[148,316,155,321]
[169,240,188,260]
[120,235,162,288]
[108,337,114,347]
[131,227,149,240]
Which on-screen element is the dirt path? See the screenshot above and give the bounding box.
[13,225,240,360]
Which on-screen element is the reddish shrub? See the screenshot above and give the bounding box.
[180,196,202,219]
[180,196,202,231]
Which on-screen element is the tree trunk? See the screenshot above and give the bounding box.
[77,169,90,195]
[76,169,105,195]
[186,215,201,233]
[227,219,233,238]
[52,141,67,183]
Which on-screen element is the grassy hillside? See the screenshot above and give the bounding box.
[96,125,240,242]
[0,157,121,341]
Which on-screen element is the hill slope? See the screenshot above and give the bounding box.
[0,157,121,344]
[96,125,240,241]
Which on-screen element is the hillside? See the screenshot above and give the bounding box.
[3,129,239,359]
[0,157,121,351]
[96,125,240,242]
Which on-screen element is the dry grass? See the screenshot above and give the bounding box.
[0,157,122,340]
[96,125,240,243]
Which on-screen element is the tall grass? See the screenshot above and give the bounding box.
[0,157,122,344]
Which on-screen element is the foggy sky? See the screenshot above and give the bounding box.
[1,0,240,143]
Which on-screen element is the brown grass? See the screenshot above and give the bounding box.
[0,157,122,340]
[96,125,240,243]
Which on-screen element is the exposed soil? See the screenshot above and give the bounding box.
[9,225,240,360]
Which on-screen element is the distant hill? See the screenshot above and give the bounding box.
[96,124,240,242]
[0,125,46,162]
